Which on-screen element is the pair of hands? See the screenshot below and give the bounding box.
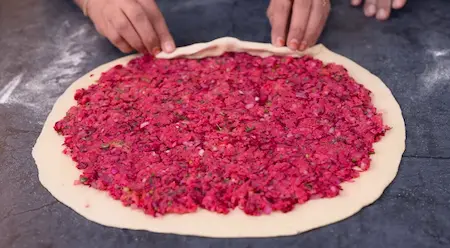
[79,0,407,54]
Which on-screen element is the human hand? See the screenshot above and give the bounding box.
[267,0,331,51]
[350,0,407,20]
[80,0,175,54]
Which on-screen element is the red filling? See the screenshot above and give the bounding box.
[55,53,388,216]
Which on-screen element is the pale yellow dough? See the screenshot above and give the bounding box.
[33,37,406,238]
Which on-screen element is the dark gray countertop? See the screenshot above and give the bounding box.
[1,0,449,247]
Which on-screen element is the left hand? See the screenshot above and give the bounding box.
[267,0,331,51]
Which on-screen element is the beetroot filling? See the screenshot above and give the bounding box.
[55,53,389,216]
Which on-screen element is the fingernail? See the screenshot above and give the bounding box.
[376,9,388,20]
[366,4,376,16]
[152,47,161,55]
[164,42,175,53]
[299,41,308,51]
[275,37,285,47]
[392,0,404,9]
[288,39,299,50]
[351,0,360,6]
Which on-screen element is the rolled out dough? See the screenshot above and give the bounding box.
[32,37,406,238]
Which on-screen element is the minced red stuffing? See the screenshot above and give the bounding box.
[54,53,389,216]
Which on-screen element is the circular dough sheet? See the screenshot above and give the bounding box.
[33,37,406,238]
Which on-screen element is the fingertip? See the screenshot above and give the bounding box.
[376,9,389,20]
[392,0,407,9]
[351,0,362,6]
[120,47,133,54]
[364,4,376,17]
[288,39,299,50]
[273,37,285,47]
[298,41,308,51]
[163,41,175,53]
[137,46,148,54]
[152,47,161,55]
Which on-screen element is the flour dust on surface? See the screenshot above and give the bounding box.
[0,21,98,123]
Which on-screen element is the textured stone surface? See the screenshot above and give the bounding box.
[0,0,449,247]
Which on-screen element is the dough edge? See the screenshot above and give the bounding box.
[32,37,406,238]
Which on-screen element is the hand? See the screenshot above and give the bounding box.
[267,0,331,51]
[350,0,407,20]
[81,0,175,54]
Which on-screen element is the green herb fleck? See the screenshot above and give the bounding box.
[111,140,125,147]
[115,87,125,93]
[174,112,188,120]
[100,143,110,149]
[141,77,151,82]
[304,183,313,190]
[216,124,223,131]
[245,126,255,133]
[80,177,88,183]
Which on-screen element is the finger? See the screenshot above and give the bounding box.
[104,21,133,53]
[121,0,158,54]
[364,0,377,17]
[392,0,407,9]
[267,0,292,47]
[137,0,175,53]
[351,0,362,6]
[286,0,312,50]
[302,0,330,49]
[107,7,146,53]
[375,0,392,20]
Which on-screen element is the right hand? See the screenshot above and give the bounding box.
[84,0,175,54]
[267,0,331,51]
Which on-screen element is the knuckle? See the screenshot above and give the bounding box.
[290,26,305,36]
[266,6,273,17]
[115,19,129,31]
[109,33,123,44]
[273,0,291,12]
[132,9,147,22]
[151,13,166,27]
[296,0,309,8]
[145,36,158,46]
[271,16,284,27]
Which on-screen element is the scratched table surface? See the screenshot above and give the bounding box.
[1,0,449,247]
